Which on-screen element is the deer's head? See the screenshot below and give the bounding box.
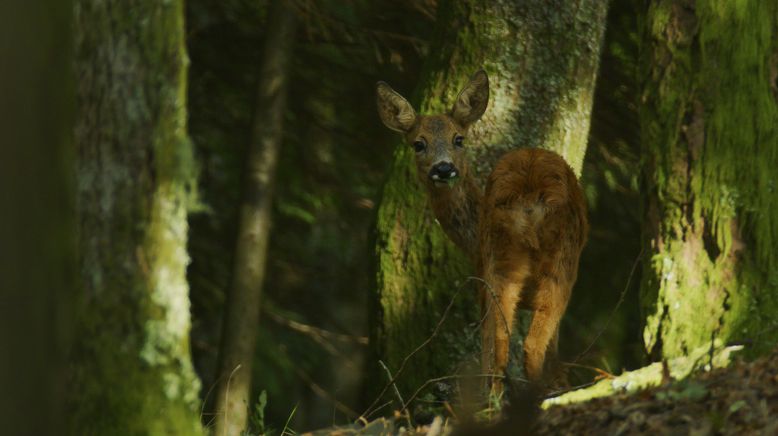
[376,70,489,189]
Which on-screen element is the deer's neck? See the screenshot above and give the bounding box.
[427,175,482,256]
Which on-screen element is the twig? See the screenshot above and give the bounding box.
[542,379,601,399]
[266,310,368,345]
[222,364,242,436]
[572,248,643,364]
[466,276,526,371]
[361,284,467,418]
[200,370,230,427]
[364,401,393,420]
[378,360,406,410]
[292,365,359,419]
[562,361,615,379]
[400,373,513,414]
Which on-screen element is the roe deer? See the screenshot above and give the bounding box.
[376,70,588,390]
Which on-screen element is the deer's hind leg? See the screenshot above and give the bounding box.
[480,257,531,391]
[523,277,566,383]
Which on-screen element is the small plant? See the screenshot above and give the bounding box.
[246,391,298,436]
[655,380,708,402]
[248,390,272,436]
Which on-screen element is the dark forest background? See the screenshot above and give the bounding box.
[5,0,778,435]
[186,0,641,430]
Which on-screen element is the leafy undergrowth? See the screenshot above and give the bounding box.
[303,347,778,435]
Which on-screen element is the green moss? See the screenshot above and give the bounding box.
[543,341,742,408]
[371,0,608,400]
[70,0,203,434]
[641,0,778,360]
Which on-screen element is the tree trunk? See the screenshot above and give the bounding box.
[0,1,74,434]
[640,1,778,360]
[211,1,297,434]
[69,1,203,434]
[371,0,607,401]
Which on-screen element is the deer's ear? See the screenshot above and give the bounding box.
[376,82,417,133]
[451,70,489,127]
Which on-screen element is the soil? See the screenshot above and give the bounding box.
[304,349,778,435]
[534,349,778,435]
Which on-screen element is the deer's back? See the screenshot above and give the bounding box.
[480,148,588,287]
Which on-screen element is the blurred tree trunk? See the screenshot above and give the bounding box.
[640,1,778,360]
[211,1,297,434]
[371,0,607,400]
[0,1,74,435]
[69,1,203,434]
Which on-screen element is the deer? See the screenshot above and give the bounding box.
[376,70,588,392]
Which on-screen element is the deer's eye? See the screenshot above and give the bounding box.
[413,140,426,153]
[454,135,464,148]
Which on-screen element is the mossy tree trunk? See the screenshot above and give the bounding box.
[211,1,297,434]
[0,1,74,434]
[69,1,203,434]
[640,1,778,360]
[371,0,607,401]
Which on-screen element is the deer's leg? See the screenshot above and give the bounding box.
[544,327,559,372]
[480,260,530,392]
[492,280,521,379]
[544,326,569,388]
[523,278,565,383]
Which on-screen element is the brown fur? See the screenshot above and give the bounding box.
[405,115,481,253]
[376,71,588,390]
[479,148,587,387]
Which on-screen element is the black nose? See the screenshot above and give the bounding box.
[429,162,458,180]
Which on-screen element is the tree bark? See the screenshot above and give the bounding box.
[0,1,74,434]
[640,1,778,360]
[371,0,607,399]
[211,1,297,434]
[69,1,203,434]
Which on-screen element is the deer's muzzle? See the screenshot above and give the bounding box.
[429,162,459,184]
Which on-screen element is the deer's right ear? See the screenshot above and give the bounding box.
[376,82,417,133]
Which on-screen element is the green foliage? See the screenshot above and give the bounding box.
[245,390,298,436]
[655,380,708,402]
[186,0,435,430]
[249,391,271,436]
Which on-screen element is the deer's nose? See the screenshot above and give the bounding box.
[429,162,458,181]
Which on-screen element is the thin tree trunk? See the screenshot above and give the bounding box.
[371,0,607,399]
[69,1,203,434]
[212,1,297,434]
[0,1,74,434]
[640,1,778,360]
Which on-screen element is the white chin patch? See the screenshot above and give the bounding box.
[431,174,440,180]
[450,171,457,177]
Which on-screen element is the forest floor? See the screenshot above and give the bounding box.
[305,347,778,435]
[534,347,778,435]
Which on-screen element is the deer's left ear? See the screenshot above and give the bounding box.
[451,70,489,127]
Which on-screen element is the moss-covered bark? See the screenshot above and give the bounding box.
[211,1,297,434]
[70,1,202,434]
[371,0,607,402]
[640,1,778,360]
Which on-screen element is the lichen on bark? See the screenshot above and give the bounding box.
[69,1,202,434]
[640,0,778,360]
[371,0,607,401]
